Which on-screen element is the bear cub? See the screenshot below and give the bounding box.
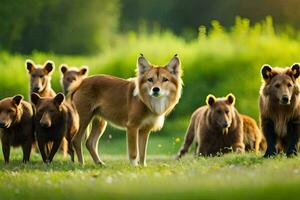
[0,95,34,163]
[31,93,78,163]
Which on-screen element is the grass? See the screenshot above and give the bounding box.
[1,147,300,200]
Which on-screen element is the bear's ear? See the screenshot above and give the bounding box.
[261,64,273,81]
[166,54,181,77]
[206,94,216,106]
[79,66,88,75]
[12,95,23,106]
[54,93,64,106]
[26,59,35,73]
[137,54,152,75]
[43,60,54,74]
[60,64,68,74]
[31,93,40,105]
[226,93,235,105]
[291,63,300,79]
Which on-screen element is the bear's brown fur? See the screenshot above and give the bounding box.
[0,95,34,163]
[259,63,300,157]
[31,93,79,163]
[241,114,265,153]
[176,94,244,158]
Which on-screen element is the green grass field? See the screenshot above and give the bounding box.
[1,147,300,200]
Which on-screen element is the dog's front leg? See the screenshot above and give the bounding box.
[139,128,151,166]
[127,126,139,166]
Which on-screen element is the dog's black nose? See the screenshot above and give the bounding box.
[152,87,160,93]
[281,95,289,103]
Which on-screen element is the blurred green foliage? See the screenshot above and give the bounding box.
[0,0,119,54]
[1,17,300,138]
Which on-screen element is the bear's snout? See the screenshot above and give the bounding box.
[40,113,51,128]
[280,95,290,105]
[0,121,9,128]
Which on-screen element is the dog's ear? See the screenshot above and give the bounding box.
[206,94,216,106]
[261,64,273,82]
[31,93,40,105]
[291,63,300,79]
[43,60,54,74]
[137,54,151,75]
[12,95,23,106]
[166,54,181,77]
[226,93,235,105]
[26,59,35,73]
[54,93,64,106]
[79,66,88,76]
[60,64,68,74]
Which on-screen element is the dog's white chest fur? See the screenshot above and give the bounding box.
[141,115,165,131]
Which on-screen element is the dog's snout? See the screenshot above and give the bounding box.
[152,87,160,93]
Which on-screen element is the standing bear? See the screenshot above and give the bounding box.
[259,63,300,157]
[0,95,34,163]
[176,93,244,158]
[31,93,79,163]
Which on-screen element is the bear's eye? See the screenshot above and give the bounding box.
[147,78,153,82]
[31,74,37,78]
[7,109,14,114]
[275,84,280,88]
[162,77,169,82]
[39,75,44,78]
[287,83,292,87]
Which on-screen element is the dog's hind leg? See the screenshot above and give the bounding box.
[86,117,107,165]
[72,112,93,164]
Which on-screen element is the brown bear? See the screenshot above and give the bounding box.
[176,93,244,158]
[60,64,88,98]
[0,95,34,163]
[241,114,265,153]
[31,93,79,163]
[259,63,300,157]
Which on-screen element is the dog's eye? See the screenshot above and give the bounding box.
[275,84,280,88]
[288,83,292,87]
[162,77,169,82]
[147,78,153,82]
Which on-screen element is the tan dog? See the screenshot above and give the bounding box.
[60,65,88,98]
[71,54,182,166]
[26,59,56,100]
